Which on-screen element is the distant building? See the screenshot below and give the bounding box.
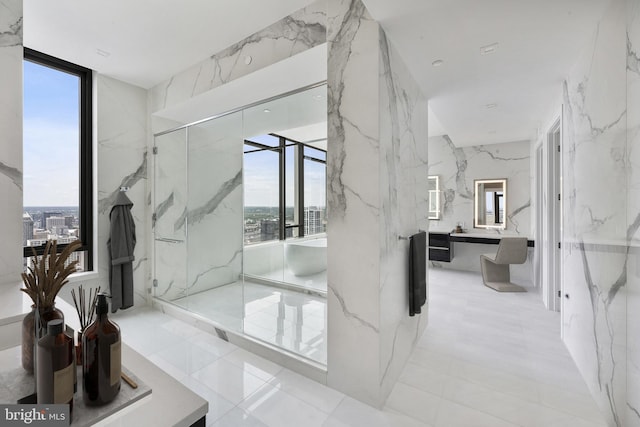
[64,215,75,227]
[42,211,62,227]
[304,207,325,235]
[46,216,66,230]
[22,213,34,246]
[260,219,279,241]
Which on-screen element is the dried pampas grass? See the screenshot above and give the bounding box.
[21,239,82,309]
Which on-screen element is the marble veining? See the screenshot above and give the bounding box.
[561,2,628,425]
[327,0,369,221]
[187,248,242,291]
[0,160,21,189]
[328,283,379,333]
[0,10,21,48]
[98,150,148,214]
[151,1,326,113]
[175,170,241,229]
[153,192,174,228]
[428,135,531,234]
[0,0,22,288]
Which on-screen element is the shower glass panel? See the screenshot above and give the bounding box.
[185,112,244,330]
[153,128,188,306]
[242,85,328,363]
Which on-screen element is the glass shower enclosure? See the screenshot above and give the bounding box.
[153,84,328,364]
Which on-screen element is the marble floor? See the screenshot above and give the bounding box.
[113,268,607,427]
[171,281,327,364]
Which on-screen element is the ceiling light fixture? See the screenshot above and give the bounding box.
[431,59,444,67]
[96,49,111,57]
[263,109,271,113]
[244,56,252,65]
[480,43,499,55]
[485,103,497,109]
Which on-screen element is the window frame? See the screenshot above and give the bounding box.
[243,133,326,242]
[22,48,94,270]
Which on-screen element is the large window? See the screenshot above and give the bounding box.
[244,134,326,245]
[23,48,93,271]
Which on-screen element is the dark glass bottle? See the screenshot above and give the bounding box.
[36,319,74,413]
[82,293,121,405]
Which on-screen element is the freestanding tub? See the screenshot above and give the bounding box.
[285,238,327,276]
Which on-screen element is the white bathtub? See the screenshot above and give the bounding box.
[285,238,327,276]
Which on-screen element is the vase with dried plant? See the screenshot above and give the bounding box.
[21,239,82,373]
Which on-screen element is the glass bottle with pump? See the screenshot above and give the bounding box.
[37,318,74,413]
[82,293,121,405]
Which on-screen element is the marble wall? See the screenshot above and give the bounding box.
[149,0,326,114]
[96,75,150,308]
[327,0,428,407]
[428,136,531,235]
[0,0,23,288]
[561,0,628,425]
[627,0,640,424]
[153,112,244,302]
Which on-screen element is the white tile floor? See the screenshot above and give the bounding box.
[172,281,328,364]
[113,268,607,427]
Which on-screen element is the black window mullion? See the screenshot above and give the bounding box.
[279,137,286,241]
[298,145,305,238]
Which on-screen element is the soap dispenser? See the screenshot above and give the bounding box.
[37,318,74,412]
[82,293,121,405]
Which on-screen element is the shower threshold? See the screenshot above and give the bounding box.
[151,296,327,384]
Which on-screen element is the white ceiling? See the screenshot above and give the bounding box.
[362,0,610,146]
[24,0,315,89]
[24,0,611,147]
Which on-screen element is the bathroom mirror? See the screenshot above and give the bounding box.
[427,175,440,220]
[474,179,507,229]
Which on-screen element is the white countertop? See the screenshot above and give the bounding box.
[0,287,208,427]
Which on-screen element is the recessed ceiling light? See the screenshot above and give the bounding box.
[96,49,111,57]
[485,103,498,109]
[313,94,323,100]
[263,109,271,113]
[431,59,444,67]
[480,43,499,55]
[244,56,252,65]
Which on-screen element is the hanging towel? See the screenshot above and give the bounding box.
[409,231,427,316]
[108,191,136,313]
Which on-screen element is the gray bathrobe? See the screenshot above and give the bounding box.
[108,191,136,312]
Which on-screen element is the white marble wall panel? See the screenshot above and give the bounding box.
[149,1,326,113]
[428,136,531,236]
[378,31,429,400]
[627,0,640,424]
[0,0,23,288]
[96,75,149,308]
[327,0,428,407]
[561,1,628,425]
[185,113,243,296]
[153,128,187,300]
[327,0,381,406]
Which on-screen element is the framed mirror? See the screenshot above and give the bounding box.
[427,175,440,220]
[474,179,507,229]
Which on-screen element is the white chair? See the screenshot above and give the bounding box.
[480,237,528,292]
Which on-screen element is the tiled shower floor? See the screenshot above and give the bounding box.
[172,281,327,364]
